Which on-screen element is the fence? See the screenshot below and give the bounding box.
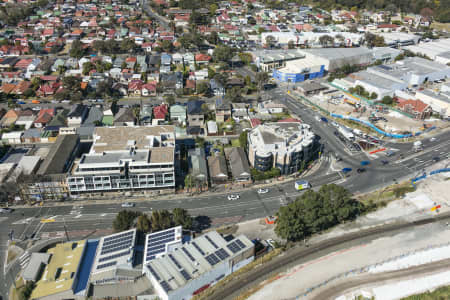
[293,241,450,299]
[330,113,413,138]
[411,167,450,187]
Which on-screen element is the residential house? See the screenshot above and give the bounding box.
[0,109,20,128]
[160,72,183,91]
[152,104,168,125]
[15,110,36,129]
[81,106,103,127]
[210,79,225,96]
[128,80,143,96]
[207,121,218,135]
[182,53,195,69]
[188,148,209,190]
[22,128,42,144]
[34,108,55,128]
[47,109,69,128]
[172,53,183,65]
[195,53,212,66]
[114,108,136,126]
[140,105,153,125]
[215,98,231,122]
[14,81,32,95]
[224,147,251,184]
[1,131,23,144]
[160,53,172,73]
[187,100,205,127]
[194,69,208,81]
[142,82,157,96]
[67,104,89,126]
[208,155,228,185]
[169,104,187,125]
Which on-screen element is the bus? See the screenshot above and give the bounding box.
[295,180,311,190]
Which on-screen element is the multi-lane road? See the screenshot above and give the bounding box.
[1,87,449,298]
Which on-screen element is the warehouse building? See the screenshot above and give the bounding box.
[143,231,254,300]
[143,226,183,265]
[247,122,317,175]
[403,39,450,62]
[343,57,450,99]
[415,89,450,118]
[89,229,138,284]
[379,32,420,47]
[67,126,175,195]
[299,47,373,72]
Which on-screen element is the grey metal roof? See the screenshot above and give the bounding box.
[37,134,79,175]
[22,253,51,281]
[188,148,208,181]
[81,107,103,126]
[224,147,251,179]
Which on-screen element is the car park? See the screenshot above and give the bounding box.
[257,188,269,194]
[121,202,135,208]
[227,194,240,201]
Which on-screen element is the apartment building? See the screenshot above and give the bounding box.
[67,126,176,195]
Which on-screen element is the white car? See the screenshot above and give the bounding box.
[121,202,135,208]
[266,239,276,248]
[430,137,437,142]
[227,194,240,201]
[257,188,269,194]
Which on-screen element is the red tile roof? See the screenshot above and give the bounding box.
[153,104,168,119]
[397,99,429,113]
[250,118,261,128]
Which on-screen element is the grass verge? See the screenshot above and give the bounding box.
[357,181,415,210]
[401,284,450,299]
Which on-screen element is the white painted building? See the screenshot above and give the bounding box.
[67,126,176,194]
[143,231,254,300]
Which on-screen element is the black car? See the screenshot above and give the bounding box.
[381,160,389,165]
[357,168,366,173]
[433,156,440,162]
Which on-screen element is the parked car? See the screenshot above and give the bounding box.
[357,168,366,173]
[381,160,389,165]
[266,239,276,249]
[0,208,13,213]
[121,202,135,208]
[257,188,269,194]
[227,194,240,201]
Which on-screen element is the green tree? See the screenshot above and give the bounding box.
[113,210,141,232]
[209,3,218,15]
[255,72,269,92]
[184,174,194,192]
[225,86,242,103]
[196,82,209,94]
[69,40,85,58]
[213,45,234,63]
[275,184,363,241]
[172,208,193,229]
[381,95,394,105]
[151,209,172,232]
[239,131,248,151]
[62,76,82,93]
[19,281,35,300]
[370,92,378,99]
[136,214,151,233]
[23,88,35,98]
[319,35,334,47]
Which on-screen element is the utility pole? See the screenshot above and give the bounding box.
[63,217,70,242]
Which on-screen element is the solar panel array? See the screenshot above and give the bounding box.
[205,235,219,249]
[180,269,191,281]
[97,260,117,270]
[101,237,133,255]
[145,228,176,262]
[168,254,182,269]
[148,265,161,280]
[205,253,220,266]
[99,249,131,263]
[192,241,205,255]
[103,230,134,245]
[182,247,195,262]
[227,239,247,254]
[160,281,172,292]
[215,248,230,260]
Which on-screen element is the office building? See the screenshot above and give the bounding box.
[247,122,316,175]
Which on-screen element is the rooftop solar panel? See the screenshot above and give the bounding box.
[205,253,220,266]
[148,265,161,280]
[97,260,117,270]
[99,249,130,263]
[192,242,205,255]
[182,248,195,262]
[205,235,219,249]
[235,239,246,249]
[180,269,191,281]
[215,248,230,260]
[160,281,172,292]
[227,242,240,254]
[168,254,182,269]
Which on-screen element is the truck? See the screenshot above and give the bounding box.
[413,141,423,152]
[295,180,311,190]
